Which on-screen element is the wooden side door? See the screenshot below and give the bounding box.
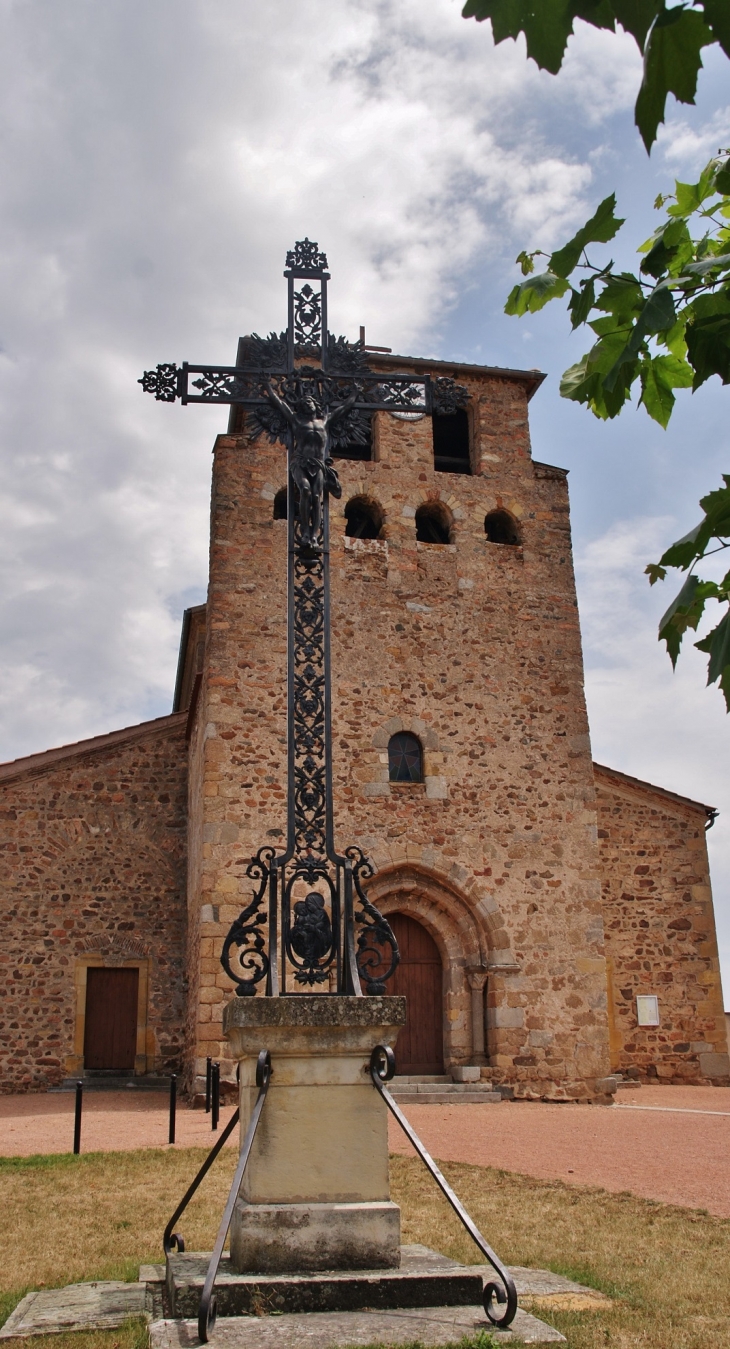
[388,913,444,1075]
[83,967,139,1070]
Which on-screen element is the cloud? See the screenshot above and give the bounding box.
[658,106,730,169]
[0,0,631,764]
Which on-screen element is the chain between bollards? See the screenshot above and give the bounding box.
[211,1063,220,1131]
[169,1074,177,1145]
[73,1080,83,1155]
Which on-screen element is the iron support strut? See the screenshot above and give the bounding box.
[369,1045,517,1330]
[198,1050,272,1342]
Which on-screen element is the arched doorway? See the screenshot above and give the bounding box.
[388,913,444,1075]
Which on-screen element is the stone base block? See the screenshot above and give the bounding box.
[230,1200,401,1273]
[166,1246,483,1318]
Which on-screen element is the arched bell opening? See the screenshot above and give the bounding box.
[344,495,384,540]
[415,501,453,545]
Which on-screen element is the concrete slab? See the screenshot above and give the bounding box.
[150,1303,566,1346]
[0,1282,148,1339]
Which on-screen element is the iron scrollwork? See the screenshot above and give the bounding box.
[432,376,469,416]
[138,363,180,402]
[219,847,273,996]
[140,241,419,995]
[348,847,399,995]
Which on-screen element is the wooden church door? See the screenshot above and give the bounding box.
[83,967,139,1070]
[388,913,444,1075]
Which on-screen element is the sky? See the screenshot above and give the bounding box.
[1,1,730,1000]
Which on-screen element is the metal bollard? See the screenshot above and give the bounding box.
[211,1063,220,1132]
[73,1080,83,1155]
[205,1057,212,1113]
[169,1074,177,1145]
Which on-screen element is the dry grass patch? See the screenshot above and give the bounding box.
[0,1320,149,1349]
[0,1148,237,1323]
[0,1150,728,1347]
[391,1154,730,1347]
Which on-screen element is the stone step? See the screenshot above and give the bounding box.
[391,1088,502,1104]
[52,1073,171,1093]
[392,1075,452,1085]
[166,1250,484,1318]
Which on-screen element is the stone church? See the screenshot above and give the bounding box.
[1,334,728,1100]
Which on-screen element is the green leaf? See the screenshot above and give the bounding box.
[516,249,536,275]
[602,284,676,392]
[659,520,707,571]
[698,476,730,533]
[668,164,720,218]
[635,7,715,153]
[715,162,730,195]
[682,251,730,277]
[639,352,692,427]
[568,277,596,328]
[505,271,569,315]
[658,572,702,666]
[611,0,662,51]
[702,0,730,59]
[560,329,639,418]
[461,1,616,75]
[595,274,644,322]
[549,194,625,278]
[645,562,667,584]
[695,609,730,690]
[685,304,730,388]
[640,217,693,278]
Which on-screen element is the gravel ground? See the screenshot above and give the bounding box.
[388,1085,730,1217]
[1,1084,729,1216]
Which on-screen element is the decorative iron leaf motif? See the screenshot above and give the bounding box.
[293,283,322,355]
[138,363,179,402]
[286,238,329,273]
[432,376,470,415]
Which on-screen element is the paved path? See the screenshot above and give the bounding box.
[387,1085,730,1217]
[1,1085,729,1216]
[0,1090,238,1155]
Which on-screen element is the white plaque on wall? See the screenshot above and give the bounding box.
[636,994,660,1026]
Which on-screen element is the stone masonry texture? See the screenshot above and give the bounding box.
[595,764,728,1084]
[0,716,188,1091]
[187,361,613,1102]
[0,351,726,1099]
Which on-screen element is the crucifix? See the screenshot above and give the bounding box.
[140,239,461,998]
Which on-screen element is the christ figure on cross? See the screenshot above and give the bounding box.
[266,383,358,554]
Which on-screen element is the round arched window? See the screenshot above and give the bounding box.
[388,732,423,783]
[273,487,288,520]
[415,502,452,545]
[484,509,521,545]
[345,496,383,540]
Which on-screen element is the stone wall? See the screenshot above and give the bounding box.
[185,358,613,1102]
[0,715,188,1091]
[596,764,728,1084]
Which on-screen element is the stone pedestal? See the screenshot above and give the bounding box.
[223,995,406,1274]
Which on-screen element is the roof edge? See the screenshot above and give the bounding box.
[0,712,188,784]
[594,761,716,819]
[368,353,546,401]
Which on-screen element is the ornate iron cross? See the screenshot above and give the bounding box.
[140,240,462,997]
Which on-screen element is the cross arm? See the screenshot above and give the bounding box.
[138,361,450,414]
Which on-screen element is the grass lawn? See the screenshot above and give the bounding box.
[0,1147,728,1348]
